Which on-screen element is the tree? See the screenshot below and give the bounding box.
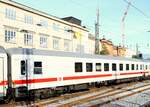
[100,45,109,55]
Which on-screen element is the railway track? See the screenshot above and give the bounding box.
[73,81,150,107]
[30,80,150,107]
[1,80,150,107]
[49,80,150,107]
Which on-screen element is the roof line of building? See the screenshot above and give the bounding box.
[0,0,89,32]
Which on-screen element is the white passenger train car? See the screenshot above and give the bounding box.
[0,47,150,101]
[7,48,150,91]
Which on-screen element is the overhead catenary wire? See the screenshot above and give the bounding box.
[123,0,150,20]
[122,0,150,50]
[70,0,92,10]
[121,0,132,47]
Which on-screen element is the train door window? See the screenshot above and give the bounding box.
[132,64,135,70]
[140,64,142,70]
[34,61,42,74]
[75,62,82,72]
[126,64,129,71]
[21,60,26,75]
[86,63,93,72]
[136,64,138,70]
[96,63,101,72]
[119,64,123,71]
[104,63,109,71]
[112,63,116,71]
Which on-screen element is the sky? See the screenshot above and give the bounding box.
[13,0,150,54]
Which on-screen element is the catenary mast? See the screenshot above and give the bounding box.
[95,8,100,54]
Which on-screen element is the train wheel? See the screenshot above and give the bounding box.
[104,81,108,86]
[95,82,101,88]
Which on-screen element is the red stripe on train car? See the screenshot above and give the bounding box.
[0,82,3,86]
[13,77,57,85]
[120,72,144,75]
[0,81,7,86]
[63,74,112,80]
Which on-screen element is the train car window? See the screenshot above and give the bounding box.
[136,64,138,70]
[140,64,142,70]
[143,64,144,70]
[126,64,129,71]
[112,63,116,71]
[119,64,123,71]
[145,65,148,70]
[132,64,135,70]
[96,63,101,72]
[75,62,82,72]
[34,62,42,74]
[104,63,109,71]
[21,60,26,75]
[86,63,93,72]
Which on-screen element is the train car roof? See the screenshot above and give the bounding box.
[6,48,150,62]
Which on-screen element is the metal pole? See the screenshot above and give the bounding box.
[95,8,100,54]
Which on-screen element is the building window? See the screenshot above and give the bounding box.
[104,63,109,71]
[5,8,16,20]
[132,64,135,70]
[21,60,26,75]
[96,63,102,72]
[86,63,93,72]
[40,36,48,48]
[24,15,33,24]
[126,64,129,71]
[119,64,123,71]
[64,27,70,34]
[5,29,16,43]
[53,37,59,49]
[40,20,48,27]
[34,62,42,74]
[112,63,117,71]
[52,23,60,31]
[75,62,82,72]
[24,33,33,45]
[64,40,70,51]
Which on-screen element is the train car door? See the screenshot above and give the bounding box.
[0,57,4,98]
[112,63,117,80]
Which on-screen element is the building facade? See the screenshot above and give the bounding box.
[100,38,126,57]
[0,0,94,54]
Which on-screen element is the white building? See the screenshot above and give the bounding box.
[0,0,95,54]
